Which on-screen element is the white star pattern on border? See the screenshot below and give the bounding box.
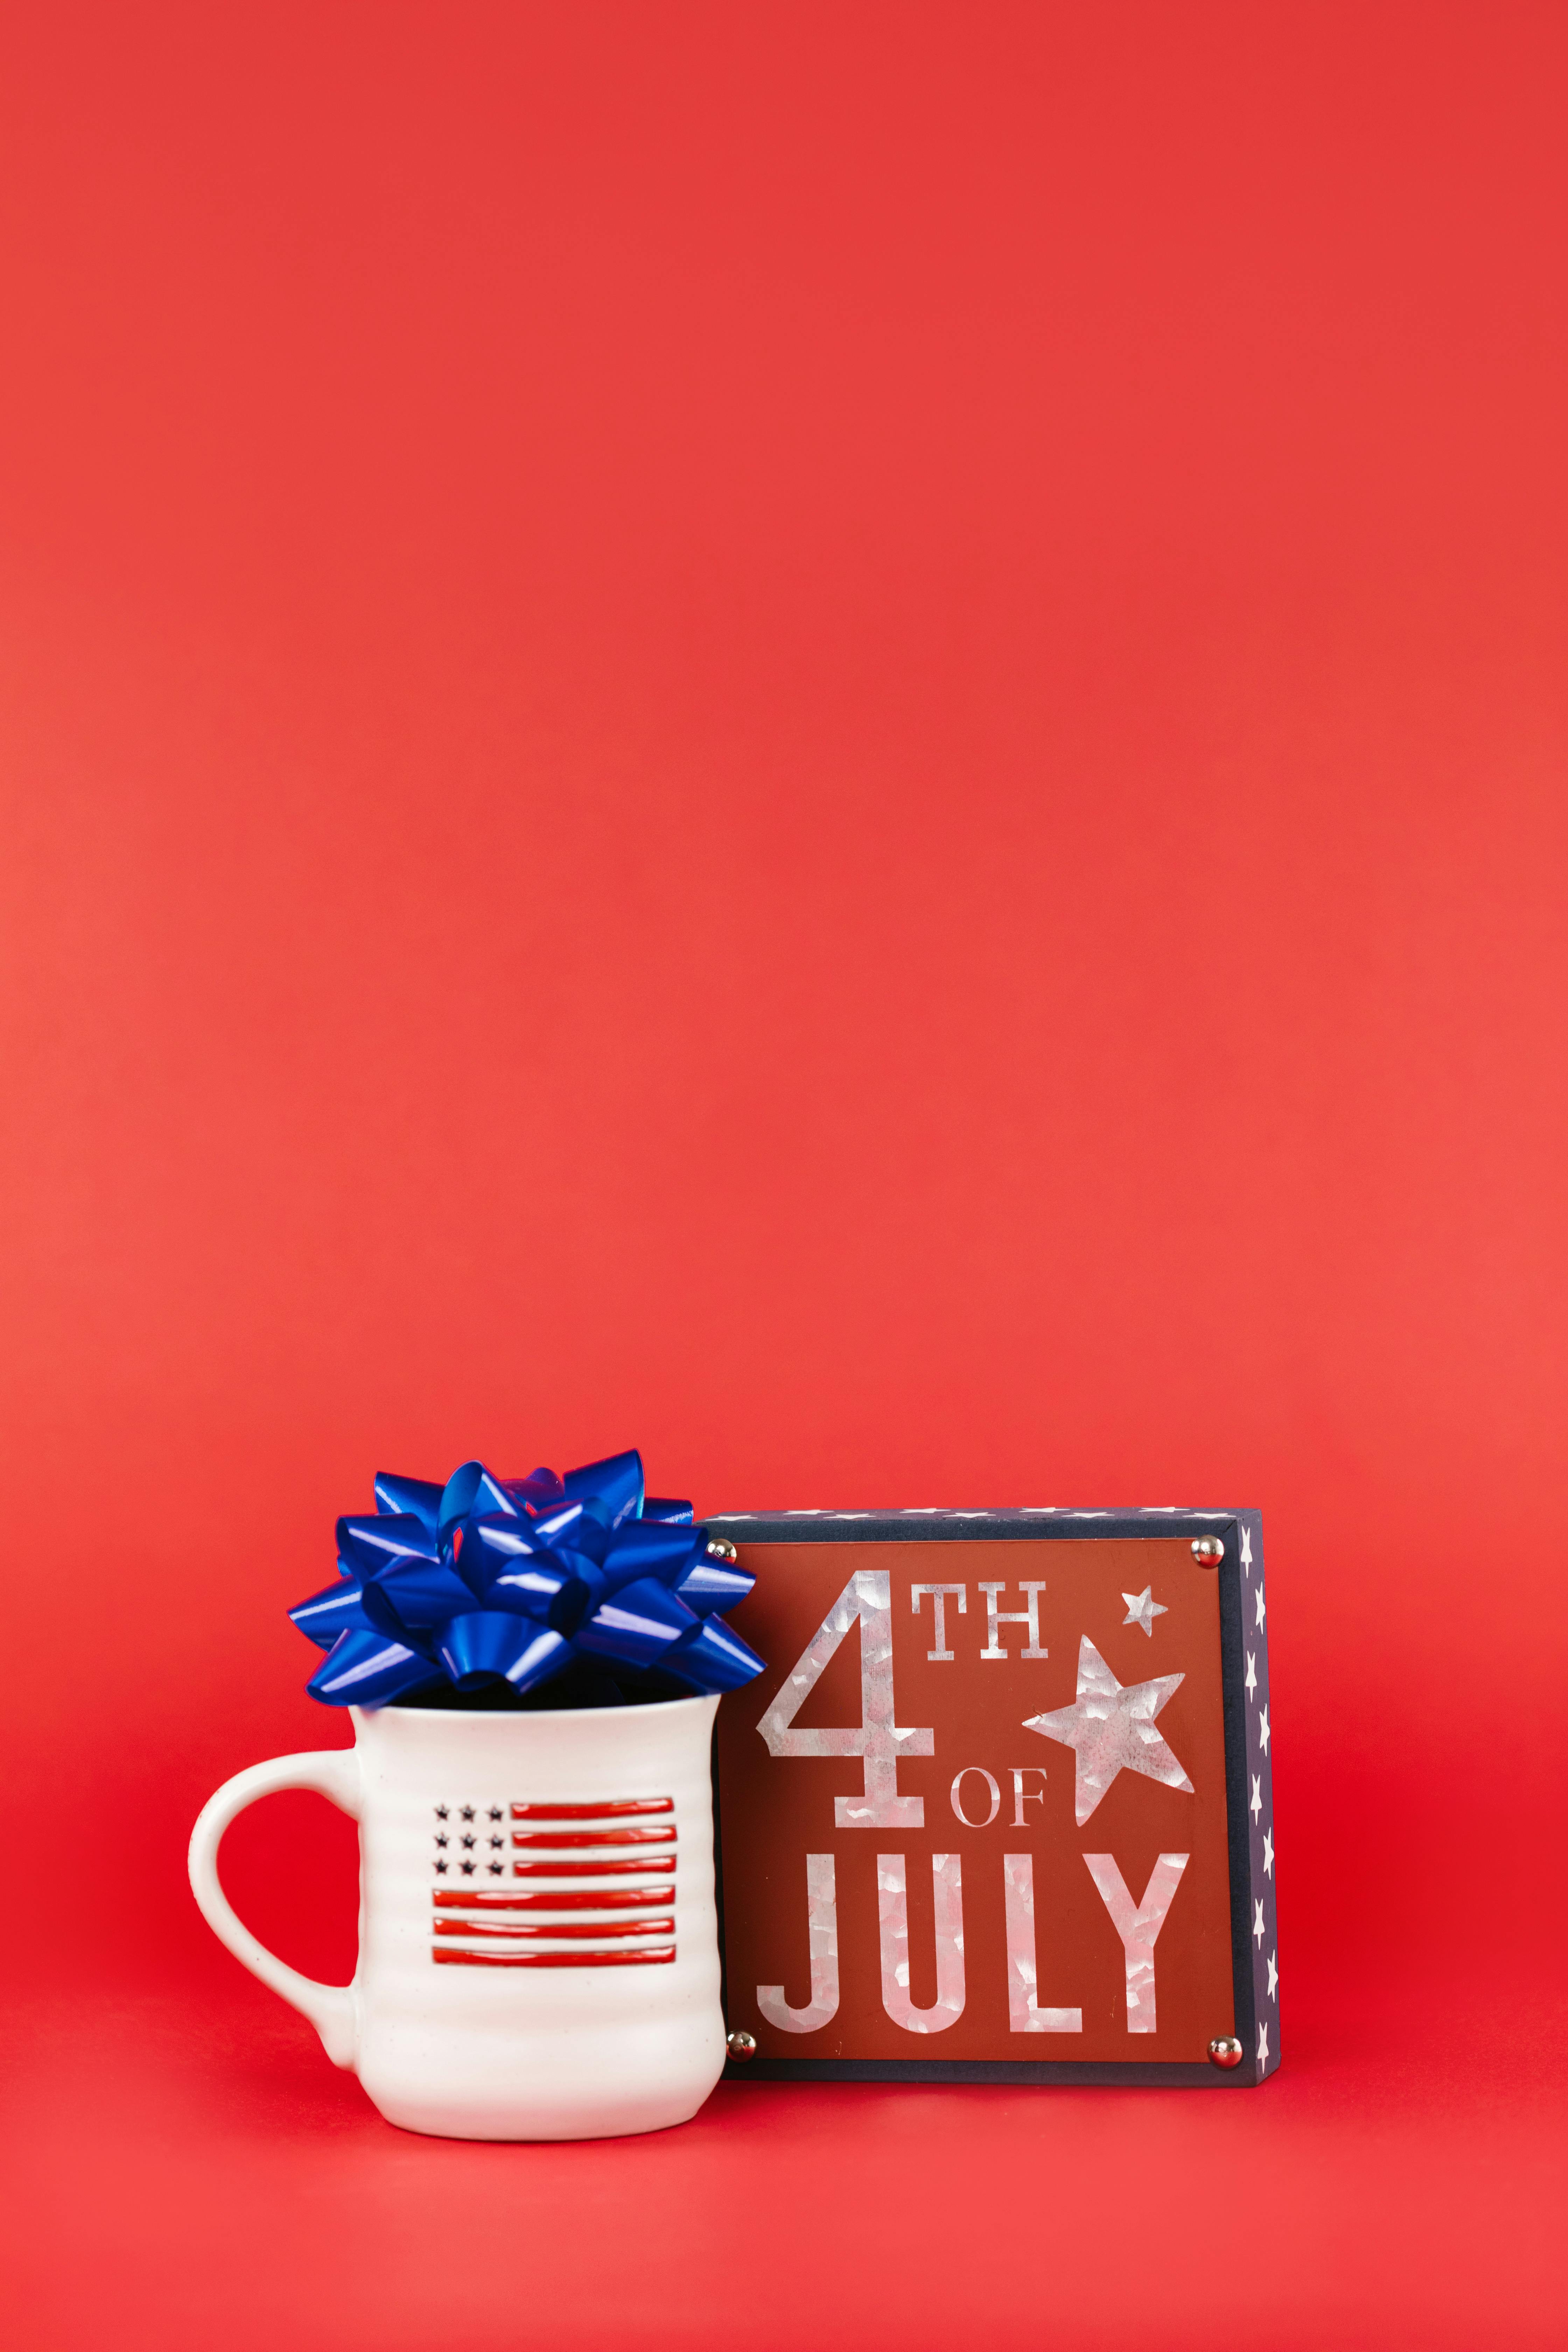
[1233,1519,1273,2074]
[1023,1635,1194,1826]
[1120,1586,1168,1637]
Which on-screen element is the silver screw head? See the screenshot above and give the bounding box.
[1192,1536,1225,1567]
[1209,2035,1244,2068]
[726,2030,757,2062]
[706,1537,739,1562]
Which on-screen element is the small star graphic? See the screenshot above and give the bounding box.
[1267,1950,1278,2000]
[460,1806,476,1822]
[1254,1584,1266,1630]
[1239,1525,1253,1575]
[1250,1774,1262,1821]
[488,1861,504,1874]
[1245,1651,1257,1699]
[434,1805,449,1820]
[1120,1586,1168,1638]
[434,1859,448,1875]
[434,1833,448,1847]
[1253,1898,1265,1947]
[1258,2022,1269,2064]
[1259,1705,1270,1755]
[488,1807,503,1821]
[460,1834,475,1848]
[489,1835,503,1848]
[460,1860,476,1875]
[1264,1827,1274,1878]
[1023,1636,1194,1826]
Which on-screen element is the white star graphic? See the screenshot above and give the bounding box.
[1250,1774,1261,1821]
[1239,1525,1253,1574]
[1023,1635,1194,1826]
[1245,1651,1257,1699]
[1120,1586,1168,1638]
[1263,1827,1274,1878]
[1266,1950,1278,2000]
[1255,1584,1266,1630]
[1253,1898,1265,1947]
[1258,2022,1269,2063]
[1259,1704,1270,1755]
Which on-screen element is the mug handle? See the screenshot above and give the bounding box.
[188,1749,362,2069]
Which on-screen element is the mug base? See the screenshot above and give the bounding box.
[366,2078,721,2142]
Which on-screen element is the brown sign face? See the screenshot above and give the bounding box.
[715,1539,1236,2066]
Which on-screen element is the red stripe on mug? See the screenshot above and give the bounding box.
[433,1918,674,1941]
[509,1799,673,1819]
[433,1946,677,1968]
[512,1826,676,1848]
[511,1857,676,1878]
[434,1886,674,1911]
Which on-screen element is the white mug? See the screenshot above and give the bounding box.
[188,1694,727,2141]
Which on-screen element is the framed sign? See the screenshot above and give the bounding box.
[712,1510,1277,2087]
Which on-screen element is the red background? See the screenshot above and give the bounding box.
[1,5,1561,2345]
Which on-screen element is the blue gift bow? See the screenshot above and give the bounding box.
[289,1450,763,1706]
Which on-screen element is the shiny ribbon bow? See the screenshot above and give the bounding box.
[290,1450,763,1707]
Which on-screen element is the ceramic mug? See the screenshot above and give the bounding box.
[188,1693,727,2141]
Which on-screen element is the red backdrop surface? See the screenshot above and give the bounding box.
[0,5,1561,2346]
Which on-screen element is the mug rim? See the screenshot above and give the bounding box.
[350,1689,720,1726]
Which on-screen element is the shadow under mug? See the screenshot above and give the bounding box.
[188,1693,727,2141]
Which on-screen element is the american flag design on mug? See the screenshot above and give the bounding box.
[430,1798,678,1967]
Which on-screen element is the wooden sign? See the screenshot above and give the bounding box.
[712,1510,1277,2087]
